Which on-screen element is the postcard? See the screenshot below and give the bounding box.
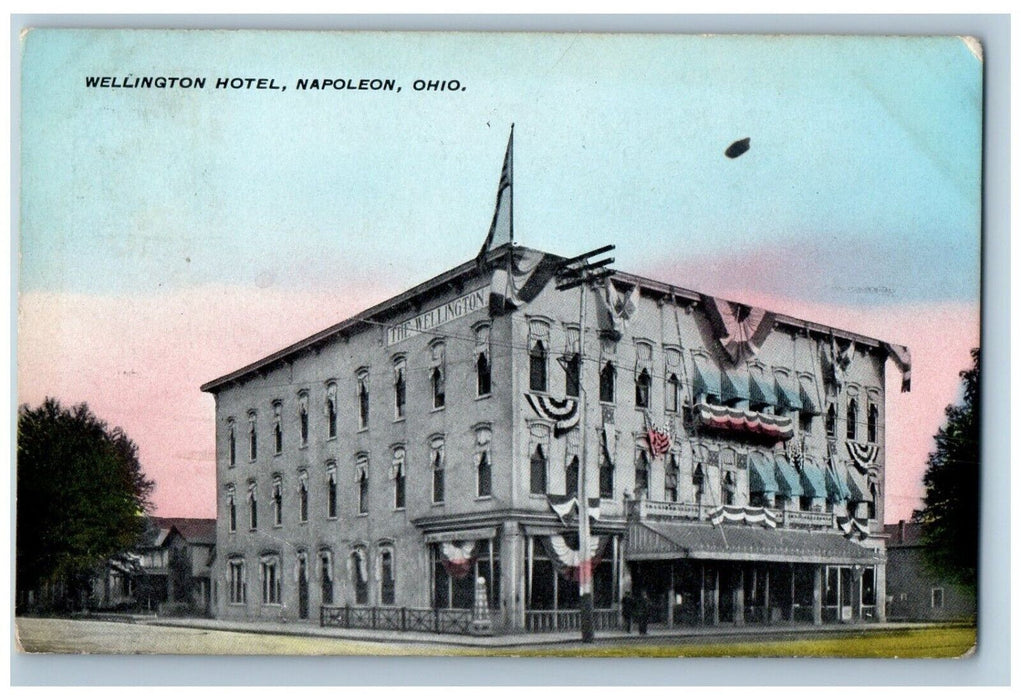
[15,28,983,662]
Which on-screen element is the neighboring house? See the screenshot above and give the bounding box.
[883,520,976,622]
[201,241,911,633]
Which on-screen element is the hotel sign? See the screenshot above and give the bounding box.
[386,288,488,346]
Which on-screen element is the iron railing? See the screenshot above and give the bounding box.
[320,605,477,635]
[524,608,620,633]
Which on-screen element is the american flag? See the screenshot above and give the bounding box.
[646,428,672,457]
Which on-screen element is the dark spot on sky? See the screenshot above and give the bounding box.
[725,137,751,159]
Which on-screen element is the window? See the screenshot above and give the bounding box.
[530,444,548,495]
[431,437,445,503]
[665,453,680,502]
[867,403,879,443]
[825,404,837,438]
[800,412,813,435]
[319,550,334,605]
[600,361,616,403]
[271,476,283,527]
[475,427,492,498]
[393,357,407,419]
[260,555,281,604]
[298,391,309,446]
[351,548,369,605]
[298,470,309,522]
[392,447,406,509]
[228,559,246,604]
[564,326,581,397]
[565,455,579,497]
[326,382,338,439]
[226,485,237,532]
[248,411,257,461]
[475,325,492,397]
[326,462,338,519]
[529,320,550,392]
[847,398,858,440]
[665,373,681,413]
[379,545,396,606]
[931,587,944,609]
[722,471,737,506]
[430,342,446,409]
[227,419,236,467]
[635,368,652,409]
[356,455,369,515]
[599,450,614,499]
[635,450,650,495]
[272,402,283,454]
[247,482,258,530]
[356,369,370,430]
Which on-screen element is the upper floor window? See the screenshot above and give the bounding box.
[599,445,615,499]
[247,481,258,530]
[393,357,407,419]
[847,398,859,440]
[227,419,237,467]
[392,447,406,510]
[867,403,879,443]
[665,453,680,502]
[298,470,309,522]
[825,404,837,438]
[430,342,446,409]
[356,369,370,430]
[248,411,258,461]
[226,484,237,532]
[565,455,580,498]
[564,326,581,398]
[326,462,338,519]
[431,437,446,503]
[666,373,681,413]
[475,325,492,397]
[325,382,338,439]
[635,368,652,409]
[272,402,283,454]
[475,426,492,498]
[600,361,616,403]
[271,475,283,527]
[298,391,309,446]
[529,424,550,496]
[635,449,650,495]
[722,471,737,506]
[356,455,369,515]
[529,320,550,393]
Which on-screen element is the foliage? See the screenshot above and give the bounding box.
[17,398,154,609]
[913,348,980,592]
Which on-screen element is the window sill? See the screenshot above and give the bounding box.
[326,516,338,521]
[475,393,492,401]
[430,406,446,413]
[393,507,406,513]
[357,427,369,434]
[475,495,493,502]
[261,602,282,607]
[431,501,445,508]
[228,602,246,606]
[299,444,309,450]
[356,512,369,518]
[394,416,406,424]
[327,435,338,442]
[273,452,282,458]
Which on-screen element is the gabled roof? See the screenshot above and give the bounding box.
[883,521,925,546]
[150,517,217,545]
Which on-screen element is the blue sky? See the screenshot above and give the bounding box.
[20,31,981,306]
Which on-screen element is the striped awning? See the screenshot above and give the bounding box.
[800,458,827,498]
[845,466,872,502]
[774,455,804,498]
[749,370,778,406]
[774,373,802,411]
[721,368,751,402]
[693,356,722,397]
[799,375,822,416]
[748,453,779,494]
[826,463,852,502]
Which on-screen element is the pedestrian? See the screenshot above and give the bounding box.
[621,590,634,633]
[635,590,651,635]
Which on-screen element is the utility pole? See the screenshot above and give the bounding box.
[556,244,614,643]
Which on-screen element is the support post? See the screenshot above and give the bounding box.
[813,566,823,625]
[734,566,745,626]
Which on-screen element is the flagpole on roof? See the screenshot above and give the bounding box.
[508,123,514,246]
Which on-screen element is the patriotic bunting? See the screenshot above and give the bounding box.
[546,495,601,523]
[846,441,879,471]
[646,428,672,457]
[708,505,778,528]
[883,342,912,393]
[695,402,794,441]
[440,541,477,579]
[787,438,804,471]
[595,282,638,339]
[700,295,775,364]
[822,335,855,389]
[540,535,607,583]
[837,516,870,540]
[489,249,559,316]
[525,393,580,437]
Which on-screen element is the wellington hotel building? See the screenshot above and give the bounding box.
[201,243,912,633]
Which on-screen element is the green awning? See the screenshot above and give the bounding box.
[750,370,778,406]
[748,453,779,494]
[692,357,721,398]
[722,368,751,402]
[800,458,827,498]
[845,467,871,502]
[774,373,802,411]
[774,456,804,498]
[799,375,822,415]
[825,462,851,502]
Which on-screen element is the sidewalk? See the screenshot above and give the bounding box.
[140,614,958,649]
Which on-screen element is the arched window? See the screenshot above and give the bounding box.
[226,484,237,532]
[635,450,650,495]
[431,342,446,409]
[431,437,445,503]
[722,471,737,506]
[599,445,615,499]
[298,470,309,522]
[319,550,334,605]
[228,557,246,604]
[825,404,837,438]
[298,391,309,446]
[530,444,548,495]
[393,357,407,419]
[260,554,281,604]
[565,455,579,497]
[272,401,283,454]
[355,455,369,515]
[475,426,492,498]
[325,382,338,439]
[247,481,258,530]
[271,476,283,527]
[635,368,652,409]
[227,419,237,467]
[325,462,337,519]
[529,339,547,392]
[868,403,879,443]
[475,325,492,397]
[350,548,369,605]
[665,453,680,502]
[248,411,258,461]
[356,370,370,430]
[847,398,858,440]
[666,373,681,413]
[378,544,396,606]
[392,447,406,509]
[600,361,616,403]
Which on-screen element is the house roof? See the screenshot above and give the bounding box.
[200,243,901,394]
[883,521,925,546]
[150,517,217,545]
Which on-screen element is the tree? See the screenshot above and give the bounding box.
[17,398,154,611]
[914,348,980,593]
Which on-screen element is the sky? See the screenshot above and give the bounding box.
[17,30,982,522]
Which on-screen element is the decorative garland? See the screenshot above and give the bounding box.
[700,295,775,364]
[846,441,879,471]
[836,516,870,540]
[525,393,580,437]
[440,541,477,579]
[546,495,601,523]
[540,535,607,582]
[707,504,778,529]
[695,402,794,441]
